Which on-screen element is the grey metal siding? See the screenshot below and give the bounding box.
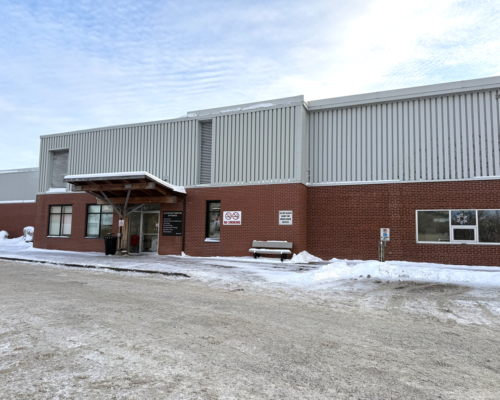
[0,169,39,201]
[200,121,213,184]
[308,90,500,184]
[39,120,200,192]
[211,105,299,185]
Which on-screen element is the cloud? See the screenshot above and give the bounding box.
[0,0,498,169]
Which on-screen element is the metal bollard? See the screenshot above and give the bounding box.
[378,241,385,262]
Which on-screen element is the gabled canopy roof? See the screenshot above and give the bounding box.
[64,172,186,209]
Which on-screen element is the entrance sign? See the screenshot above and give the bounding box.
[380,228,390,241]
[162,211,183,236]
[223,211,241,225]
[279,210,293,225]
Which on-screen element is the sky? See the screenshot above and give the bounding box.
[1,0,499,170]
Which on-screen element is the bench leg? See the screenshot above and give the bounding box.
[254,253,260,259]
[280,254,286,262]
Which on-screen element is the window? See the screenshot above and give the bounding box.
[48,205,72,236]
[206,201,220,241]
[50,149,69,189]
[86,205,114,237]
[200,121,213,184]
[416,209,500,244]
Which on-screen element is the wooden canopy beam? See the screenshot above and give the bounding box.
[74,182,157,192]
[97,196,177,205]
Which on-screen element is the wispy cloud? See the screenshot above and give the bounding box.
[0,0,498,169]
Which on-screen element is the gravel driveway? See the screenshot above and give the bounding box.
[1,259,499,399]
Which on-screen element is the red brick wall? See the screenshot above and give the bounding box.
[307,180,500,266]
[184,184,307,257]
[0,202,37,238]
[34,193,118,253]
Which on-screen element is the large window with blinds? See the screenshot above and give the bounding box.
[200,121,212,184]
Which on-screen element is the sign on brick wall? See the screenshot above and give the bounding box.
[223,211,241,225]
[279,210,293,225]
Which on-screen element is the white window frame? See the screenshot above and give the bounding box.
[415,209,500,245]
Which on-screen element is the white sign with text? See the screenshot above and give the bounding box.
[279,210,293,225]
[223,211,242,225]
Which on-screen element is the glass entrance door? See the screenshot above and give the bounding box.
[141,212,159,252]
[128,206,160,254]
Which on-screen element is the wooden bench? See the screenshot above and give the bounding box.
[249,241,293,262]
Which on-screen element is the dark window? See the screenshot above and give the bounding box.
[48,205,72,236]
[206,201,220,240]
[86,205,114,237]
[478,210,500,243]
[417,211,450,242]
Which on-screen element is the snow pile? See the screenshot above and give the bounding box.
[291,251,322,263]
[0,235,33,251]
[242,103,274,110]
[0,230,8,239]
[23,226,34,242]
[299,260,500,287]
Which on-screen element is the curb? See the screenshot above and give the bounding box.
[0,256,191,278]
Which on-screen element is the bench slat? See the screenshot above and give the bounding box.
[252,241,293,249]
[249,248,292,254]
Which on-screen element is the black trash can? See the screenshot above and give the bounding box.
[104,235,118,255]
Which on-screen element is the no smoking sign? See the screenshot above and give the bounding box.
[223,211,242,225]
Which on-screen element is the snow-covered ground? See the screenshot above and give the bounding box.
[2,235,500,288]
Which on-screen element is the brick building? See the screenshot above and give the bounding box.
[1,76,500,265]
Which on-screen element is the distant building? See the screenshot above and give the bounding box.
[2,76,500,265]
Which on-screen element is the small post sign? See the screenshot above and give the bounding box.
[223,211,241,225]
[380,228,390,241]
[279,210,293,225]
[162,211,183,236]
[118,219,125,227]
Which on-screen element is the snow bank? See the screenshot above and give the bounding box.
[291,251,322,263]
[23,226,34,242]
[297,260,500,287]
[0,231,8,240]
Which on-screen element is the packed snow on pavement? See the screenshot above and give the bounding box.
[2,234,500,289]
[2,234,500,326]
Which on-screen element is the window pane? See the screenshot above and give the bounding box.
[63,205,72,214]
[142,204,160,211]
[207,202,220,239]
[101,205,113,213]
[49,214,61,236]
[451,210,476,226]
[100,214,113,237]
[453,228,475,241]
[417,211,450,242]
[87,214,100,236]
[50,206,61,214]
[62,214,72,235]
[88,205,101,213]
[478,210,500,243]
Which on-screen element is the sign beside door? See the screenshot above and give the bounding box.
[223,211,241,225]
[162,211,183,236]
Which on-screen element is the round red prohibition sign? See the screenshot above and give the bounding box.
[225,212,240,220]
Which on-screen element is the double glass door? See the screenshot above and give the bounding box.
[129,205,160,253]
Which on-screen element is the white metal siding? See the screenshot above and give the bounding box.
[309,90,500,184]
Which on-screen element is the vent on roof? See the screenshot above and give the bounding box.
[51,150,69,188]
[200,121,212,184]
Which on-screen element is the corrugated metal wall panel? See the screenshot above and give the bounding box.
[309,90,500,184]
[0,169,39,201]
[39,119,200,192]
[211,106,299,185]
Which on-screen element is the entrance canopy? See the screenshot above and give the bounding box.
[64,171,186,218]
